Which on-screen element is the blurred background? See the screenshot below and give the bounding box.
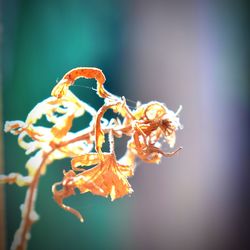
[1,0,249,249]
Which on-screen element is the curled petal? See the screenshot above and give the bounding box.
[53,154,134,221]
[95,106,108,154]
[51,114,74,139]
[18,128,52,153]
[51,67,113,99]
[25,97,55,125]
[4,120,25,135]
[144,102,166,120]
[52,179,84,223]
[95,101,122,153]
[51,79,71,99]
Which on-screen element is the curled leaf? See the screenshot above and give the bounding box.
[52,153,133,221]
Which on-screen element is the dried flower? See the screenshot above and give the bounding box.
[1,67,182,250]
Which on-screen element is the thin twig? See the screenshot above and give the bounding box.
[12,149,54,250]
[11,126,119,250]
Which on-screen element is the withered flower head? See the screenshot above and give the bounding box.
[1,67,182,250]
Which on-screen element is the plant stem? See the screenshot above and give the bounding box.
[11,122,134,250]
[12,150,54,250]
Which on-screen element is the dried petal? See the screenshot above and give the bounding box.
[51,67,112,99]
[4,121,25,135]
[71,153,99,170]
[51,79,71,99]
[51,114,74,139]
[52,153,134,221]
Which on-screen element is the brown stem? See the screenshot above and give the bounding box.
[10,125,118,250]
[11,123,135,250]
[12,149,54,250]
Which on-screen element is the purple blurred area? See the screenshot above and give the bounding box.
[121,1,249,249]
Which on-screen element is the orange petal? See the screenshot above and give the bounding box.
[51,114,74,139]
[51,79,71,99]
[71,153,99,170]
[69,154,133,201]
